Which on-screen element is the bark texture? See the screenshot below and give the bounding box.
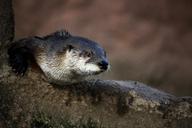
[0,0,14,44]
[0,0,192,128]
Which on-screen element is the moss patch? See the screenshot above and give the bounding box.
[31,112,106,128]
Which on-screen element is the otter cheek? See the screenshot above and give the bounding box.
[85,63,100,73]
[74,58,86,73]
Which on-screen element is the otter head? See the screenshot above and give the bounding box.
[45,35,110,84]
[62,37,109,77]
[36,31,109,84]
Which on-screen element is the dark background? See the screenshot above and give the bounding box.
[13,0,192,96]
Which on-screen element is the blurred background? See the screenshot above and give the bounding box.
[13,0,192,96]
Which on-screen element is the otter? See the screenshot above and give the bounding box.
[8,30,109,85]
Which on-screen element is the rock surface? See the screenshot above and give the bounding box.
[0,69,192,127]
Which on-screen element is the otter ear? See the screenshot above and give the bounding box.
[43,30,71,39]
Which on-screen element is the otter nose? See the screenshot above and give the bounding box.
[98,60,109,70]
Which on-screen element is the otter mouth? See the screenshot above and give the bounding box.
[92,69,106,75]
[78,70,105,76]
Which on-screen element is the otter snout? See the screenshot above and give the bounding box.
[97,60,109,71]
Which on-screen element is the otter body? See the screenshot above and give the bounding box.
[8,30,109,85]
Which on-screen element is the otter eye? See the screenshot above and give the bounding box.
[82,51,93,58]
[67,45,74,51]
